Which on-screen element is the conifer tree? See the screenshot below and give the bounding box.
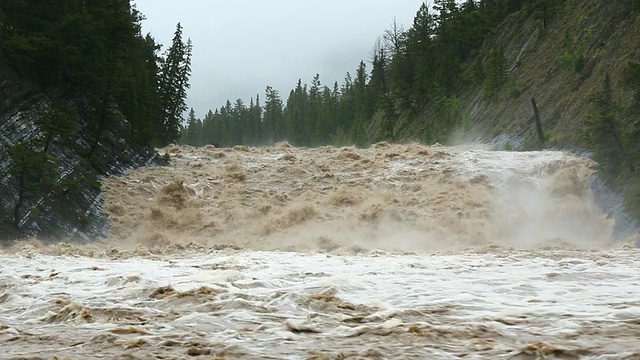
[193,0,535,149]
[180,108,202,146]
[264,86,284,143]
[584,75,631,181]
[7,141,59,227]
[158,22,192,146]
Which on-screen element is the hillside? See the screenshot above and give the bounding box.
[178,0,640,221]
[181,1,639,156]
[406,0,640,149]
[0,1,191,241]
[386,0,640,219]
[0,52,160,241]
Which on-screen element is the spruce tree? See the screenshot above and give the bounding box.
[7,141,59,227]
[584,75,631,182]
[264,86,284,143]
[158,22,192,146]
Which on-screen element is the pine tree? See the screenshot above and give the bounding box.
[247,95,263,144]
[190,0,526,149]
[158,22,192,146]
[264,86,284,143]
[180,108,202,146]
[309,74,323,144]
[36,103,78,153]
[231,99,247,144]
[7,141,59,227]
[584,75,632,182]
[283,80,308,145]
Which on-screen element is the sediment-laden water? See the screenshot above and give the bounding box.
[1,143,638,359]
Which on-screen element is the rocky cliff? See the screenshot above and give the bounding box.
[393,0,639,149]
[386,0,640,237]
[0,56,161,242]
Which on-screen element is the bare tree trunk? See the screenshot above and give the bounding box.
[531,97,545,145]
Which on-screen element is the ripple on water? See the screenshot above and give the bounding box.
[0,249,638,358]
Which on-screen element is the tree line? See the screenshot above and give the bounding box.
[0,0,192,228]
[180,0,565,148]
[576,0,640,218]
[584,61,640,218]
[1,0,191,147]
[178,0,640,219]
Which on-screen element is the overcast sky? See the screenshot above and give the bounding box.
[133,0,427,117]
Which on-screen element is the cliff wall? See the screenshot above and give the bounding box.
[0,56,160,241]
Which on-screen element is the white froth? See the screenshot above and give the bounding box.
[2,248,640,358]
[1,144,637,358]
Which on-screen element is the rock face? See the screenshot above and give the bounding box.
[0,56,161,242]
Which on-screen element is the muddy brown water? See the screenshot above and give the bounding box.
[1,143,639,359]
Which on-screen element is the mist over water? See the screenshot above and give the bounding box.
[103,142,622,252]
[1,143,639,359]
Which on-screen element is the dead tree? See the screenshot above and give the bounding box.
[531,97,546,145]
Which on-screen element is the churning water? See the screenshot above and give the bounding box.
[1,143,638,359]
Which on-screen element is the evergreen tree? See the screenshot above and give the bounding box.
[231,99,247,144]
[189,0,529,149]
[584,75,632,181]
[202,109,214,145]
[263,86,284,143]
[247,95,263,144]
[1,0,194,232]
[158,22,192,146]
[308,74,323,144]
[180,108,203,146]
[283,79,308,145]
[7,141,59,227]
[524,0,565,27]
[36,104,78,153]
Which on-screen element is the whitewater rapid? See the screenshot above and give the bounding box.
[1,143,638,359]
[1,246,640,358]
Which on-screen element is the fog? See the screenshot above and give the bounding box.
[133,0,427,117]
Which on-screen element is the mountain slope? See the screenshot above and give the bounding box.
[0,54,161,241]
[396,0,639,149]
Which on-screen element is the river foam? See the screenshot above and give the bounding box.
[100,143,624,253]
[1,143,638,359]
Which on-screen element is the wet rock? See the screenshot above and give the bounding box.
[0,56,161,242]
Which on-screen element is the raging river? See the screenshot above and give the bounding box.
[1,143,639,359]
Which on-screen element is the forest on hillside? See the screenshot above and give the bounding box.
[1,0,192,148]
[0,0,192,228]
[180,0,640,219]
[181,0,568,148]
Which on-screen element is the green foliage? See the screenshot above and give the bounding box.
[331,127,351,147]
[584,74,630,182]
[483,45,508,100]
[555,27,586,73]
[36,103,78,151]
[0,1,195,233]
[157,23,192,146]
[618,60,640,218]
[524,0,566,27]
[583,71,640,222]
[624,178,640,219]
[0,1,187,148]
[615,0,640,11]
[508,85,523,99]
[424,95,472,144]
[178,0,520,148]
[263,86,285,144]
[625,60,640,112]
[7,141,59,226]
[180,108,203,146]
[378,94,398,141]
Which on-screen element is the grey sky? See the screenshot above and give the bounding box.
[133,0,426,118]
